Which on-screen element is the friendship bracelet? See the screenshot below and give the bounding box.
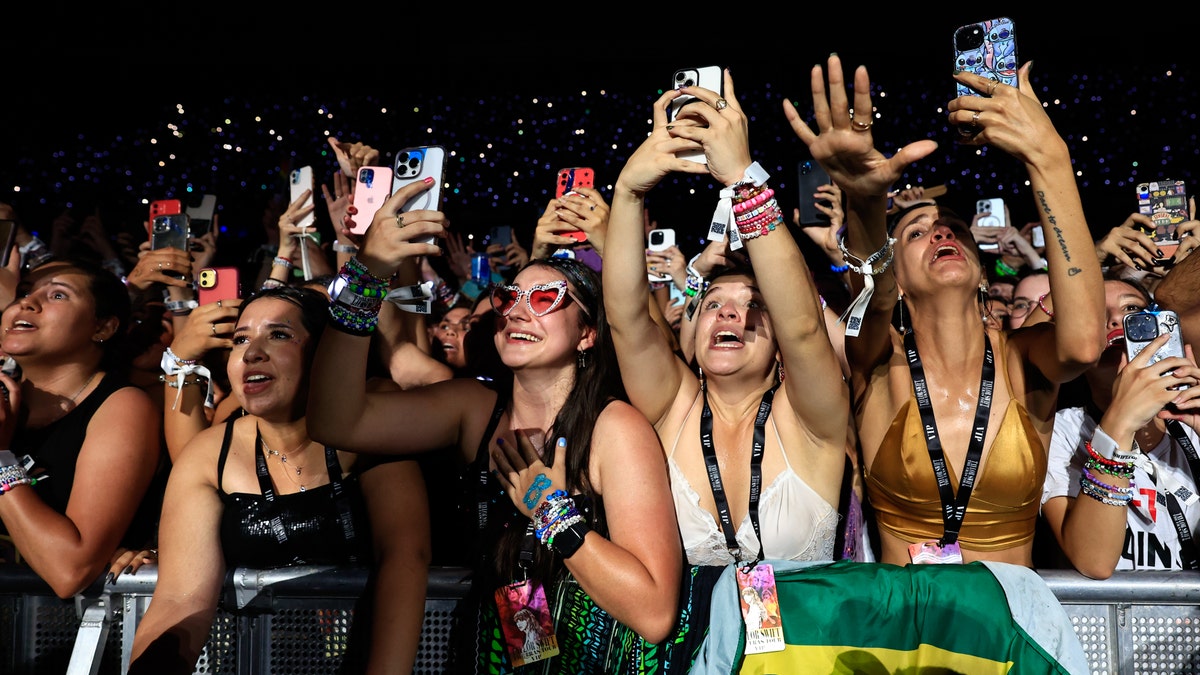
[830,263,851,273]
[164,346,196,367]
[331,242,359,254]
[1085,456,1136,479]
[260,278,286,290]
[272,256,294,270]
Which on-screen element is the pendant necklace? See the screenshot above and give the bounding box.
[262,437,311,491]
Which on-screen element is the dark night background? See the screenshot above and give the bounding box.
[4,12,1196,270]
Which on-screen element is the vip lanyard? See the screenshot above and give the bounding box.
[253,426,359,561]
[1159,420,1200,568]
[699,384,779,564]
[903,331,995,546]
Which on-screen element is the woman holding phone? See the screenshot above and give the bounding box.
[603,69,850,671]
[1042,275,1200,576]
[788,54,1105,566]
[307,180,681,673]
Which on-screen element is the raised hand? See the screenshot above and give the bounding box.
[784,54,937,199]
[491,435,569,519]
[326,137,381,178]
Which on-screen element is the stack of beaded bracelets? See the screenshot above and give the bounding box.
[328,257,389,336]
[1080,439,1136,506]
[0,452,38,495]
[533,490,590,557]
[732,183,784,241]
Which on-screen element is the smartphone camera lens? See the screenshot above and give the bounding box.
[1125,313,1157,342]
[955,24,985,52]
[650,231,664,246]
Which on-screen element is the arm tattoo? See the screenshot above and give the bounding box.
[1037,190,1083,276]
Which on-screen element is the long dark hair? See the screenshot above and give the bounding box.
[495,257,626,583]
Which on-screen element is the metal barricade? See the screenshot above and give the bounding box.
[1,565,1198,674]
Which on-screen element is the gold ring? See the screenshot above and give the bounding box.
[971,111,982,127]
[850,118,873,132]
[211,322,217,335]
[395,213,406,228]
[987,80,999,96]
[714,98,728,111]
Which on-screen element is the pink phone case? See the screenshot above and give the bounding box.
[351,166,393,235]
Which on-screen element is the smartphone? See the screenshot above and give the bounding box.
[488,225,514,272]
[0,220,17,268]
[186,194,218,237]
[975,198,1007,251]
[150,213,191,251]
[1124,309,1188,390]
[555,167,594,244]
[351,166,394,235]
[796,160,833,226]
[668,66,723,164]
[647,228,675,283]
[289,166,316,229]
[1136,180,1187,262]
[1030,225,1045,248]
[392,146,446,246]
[197,266,242,306]
[148,199,183,236]
[953,18,1017,99]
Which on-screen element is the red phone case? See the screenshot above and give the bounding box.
[197,267,241,306]
[148,199,182,236]
[556,168,594,243]
[556,167,594,199]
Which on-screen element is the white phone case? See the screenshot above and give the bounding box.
[289,166,315,229]
[393,146,446,245]
[668,67,722,164]
[648,228,675,283]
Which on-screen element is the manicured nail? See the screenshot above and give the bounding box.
[1157,249,1165,258]
[124,565,133,575]
[105,572,115,585]
[423,177,434,184]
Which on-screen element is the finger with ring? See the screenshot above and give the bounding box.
[589,205,595,211]
[987,80,999,96]
[971,111,981,127]
[156,262,162,271]
[395,213,406,228]
[850,116,873,132]
[211,323,218,336]
[216,300,222,308]
[714,98,728,111]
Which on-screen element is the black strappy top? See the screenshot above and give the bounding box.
[216,419,370,568]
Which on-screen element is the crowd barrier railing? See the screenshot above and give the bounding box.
[1,565,1197,674]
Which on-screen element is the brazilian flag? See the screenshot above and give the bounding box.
[692,559,1087,675]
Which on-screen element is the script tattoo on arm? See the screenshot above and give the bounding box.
[1037,190,1082,276]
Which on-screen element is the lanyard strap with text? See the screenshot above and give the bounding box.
[699,384,778,564]
[1163,420,1200,568]
[904,331,995,546]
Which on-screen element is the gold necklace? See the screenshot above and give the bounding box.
[261,437,312,492]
